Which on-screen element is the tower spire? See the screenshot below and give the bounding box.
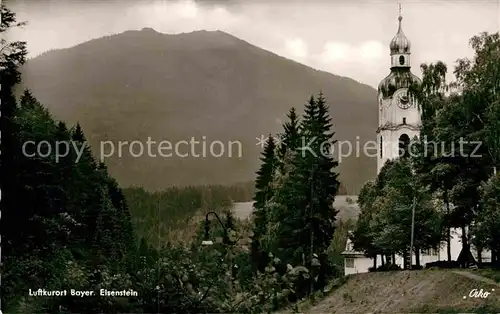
[398,3,403,31]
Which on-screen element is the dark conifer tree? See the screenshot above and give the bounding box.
[270,93,339,272]
[250,134,277,271]
[307,92,340,255]
[0,3,28,261]
[277,107,301,170]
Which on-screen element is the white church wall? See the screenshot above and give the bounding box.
[343,232,493,276]
[378,91,421,128]
[377,92,421,173]
[377,126,419,172]
[380,97,419,128]
[391,54,411,67]
[344,255,383,275]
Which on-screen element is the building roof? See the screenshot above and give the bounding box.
[342,236,366,256]
[378,68,421,98]
[377,10,422,98]
[389,15,411,55]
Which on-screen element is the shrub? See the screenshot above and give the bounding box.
[424,261,460,269]
[369,263,402,272]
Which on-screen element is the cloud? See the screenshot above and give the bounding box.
[359,40,384,60]
[320,41,351,62]
[10,0,498,88]
[285,37,308,59]
[130,0,242,32]
[318,40,384,65]
[174,0,199,19]
[311,40,386,86]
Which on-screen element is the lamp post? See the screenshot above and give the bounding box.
[202,211,236,295]
[409,195,416,270]
[408,160,418,270]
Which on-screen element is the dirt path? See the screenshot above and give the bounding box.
[452,270,500,287]
[278,270,500,313]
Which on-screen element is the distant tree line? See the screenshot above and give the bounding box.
[123,182,253,246]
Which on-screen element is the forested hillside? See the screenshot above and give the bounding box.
[17,27,377,194]
[124,183,253,246]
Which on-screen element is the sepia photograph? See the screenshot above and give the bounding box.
[1,0,500,312]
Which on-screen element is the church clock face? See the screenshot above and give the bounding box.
[394,89,411,109]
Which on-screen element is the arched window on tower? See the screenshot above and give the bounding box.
[399,134,410,158]
[399,55,405,65]
[380,136,383,158]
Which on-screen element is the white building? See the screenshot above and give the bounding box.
[343,228,492,275]
[342,10,491,275]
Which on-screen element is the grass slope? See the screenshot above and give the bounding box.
[292,270,500,313]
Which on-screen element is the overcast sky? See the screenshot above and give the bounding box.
[6,0,500,88]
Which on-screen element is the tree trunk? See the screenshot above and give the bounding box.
[228,248,233,296]
[447,228,452,262]
[477,248,483,267]
[444,190,452,262]
[403,251,407,269]
[373,255,377,269]
[496,248,500,267]
[415,247,421,267]
[381,255,385,266]
[461,225,468,268]
[493,248,499,268]
[392,253,396,266]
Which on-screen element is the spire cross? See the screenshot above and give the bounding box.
[397,3,403,26]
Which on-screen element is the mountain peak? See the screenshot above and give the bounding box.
[141,27,158,33]
[19,28,377,192]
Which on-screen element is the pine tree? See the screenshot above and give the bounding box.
[277,107,300,171]
[98,163,136,268]
[251,134,277,271]
[300,92,340,265]
[268,93,340,273]
[265,149,308,265]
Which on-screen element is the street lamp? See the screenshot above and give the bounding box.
[409,195,416,270]
[202,216,214,245]
[202,211,232,245]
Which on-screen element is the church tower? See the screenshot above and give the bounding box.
[376,7,422,174]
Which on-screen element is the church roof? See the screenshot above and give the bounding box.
[378,68,421,98]
[389,14,411,54]
[377,8,421,98]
